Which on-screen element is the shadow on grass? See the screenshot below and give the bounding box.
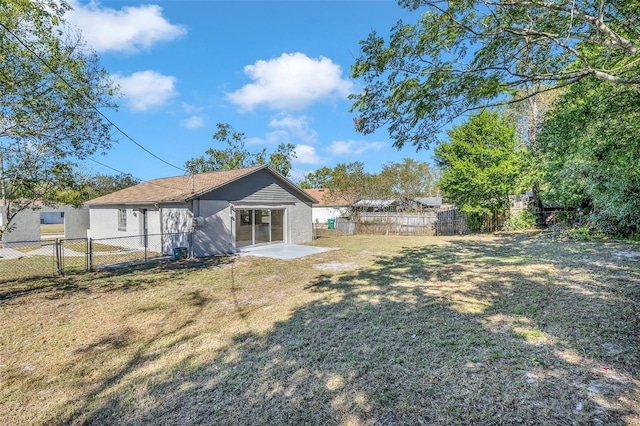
[0,255,237,303]
[56,237,639,425]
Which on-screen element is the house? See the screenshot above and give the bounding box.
[408,197,443,211]
[353,199,399,212]
[304,188,351,225]
[1,201,89,244]
[86,165,318,257]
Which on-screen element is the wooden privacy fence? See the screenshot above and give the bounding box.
[333,209,505,236]
[335,217,358,234]
[434,208,469,235]
[335,211,464,236]
[358,212,438,235]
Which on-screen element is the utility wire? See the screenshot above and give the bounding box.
[86,156,194,192]
[85,157,137,177]
[0,21,189,174]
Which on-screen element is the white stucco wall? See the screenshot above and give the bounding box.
[312,206,349,225]
[1,205,89,244]
[192,200,233,257]
[1,208,40,243]
[289,201,313,244]
[160,204,192,255]
[63,206,90,239]
[89,206,133,240]
[87,204,190,254]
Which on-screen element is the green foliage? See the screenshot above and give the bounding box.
[565,226,607,241]
[539,79,640,236]
[508,208,537,231]
[350,0,640,150]
[299,166,333,189]
[185,123,296,177]
[54,173,140,206]
[434,110,526,216]
[301,158,438,213]
[1,0,118,236]
[324,162,374,211]
[378,158,438,208]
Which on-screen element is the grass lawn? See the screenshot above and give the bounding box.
[0,232,638,425]
[40,224,64,236]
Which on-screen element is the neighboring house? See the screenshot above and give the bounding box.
[0,201,89,244]
[86,165,318,257]
[353,199,399,212]
[304,188,350,225]
[408,197,443,211]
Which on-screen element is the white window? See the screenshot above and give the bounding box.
[118,208,127,231]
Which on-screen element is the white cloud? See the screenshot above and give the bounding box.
[246,114,319,146]
[181,102,204,114]
[66,0,186,53]
[328,140,386,156]
[227,52,353,111]
[113,71,178,111]
[180,116,204,129]
[293,144,323,165]
[268,114,318,144]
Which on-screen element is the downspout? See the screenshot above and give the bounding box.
[190,199,197,258]
[155,203,164,255]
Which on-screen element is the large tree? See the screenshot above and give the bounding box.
[1,0,117,237]
[299,162,375,216]
[298,166,334,189]
[185,123,296,177]
[434,110,526,216]
[378,158,439,209]
[350,0,640,150]
[538,79,640,236]
[54,172,140,206]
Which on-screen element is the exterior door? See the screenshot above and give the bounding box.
[139,208,148,248]
[235,208,285,247]
[235,209,254,248]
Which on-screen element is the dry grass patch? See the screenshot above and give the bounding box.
[1,232,638,425]
[40,224,64,236]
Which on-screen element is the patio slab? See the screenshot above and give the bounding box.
[238,244,336,260]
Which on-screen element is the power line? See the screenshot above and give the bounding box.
[0,21,189,174]
[86,157,191,192]
[85,157,136,177]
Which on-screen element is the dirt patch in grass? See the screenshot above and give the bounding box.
[0,234,638,425]
[313,262,359,272]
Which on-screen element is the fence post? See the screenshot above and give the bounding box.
[55,238,63,276]
[89,238,94,272]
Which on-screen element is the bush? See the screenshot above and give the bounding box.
[508,208,536,230]
[565,226,606,241]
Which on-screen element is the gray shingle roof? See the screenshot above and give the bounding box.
[87,166,267,205]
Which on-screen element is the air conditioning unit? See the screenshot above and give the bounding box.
[192,217,205,228]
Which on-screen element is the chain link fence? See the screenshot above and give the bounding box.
[0,232,192,283]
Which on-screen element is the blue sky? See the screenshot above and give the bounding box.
[65,0,434,182]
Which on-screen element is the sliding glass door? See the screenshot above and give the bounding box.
[235,209,284,247]
[235,209,253,247]
[255,209,270,245]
